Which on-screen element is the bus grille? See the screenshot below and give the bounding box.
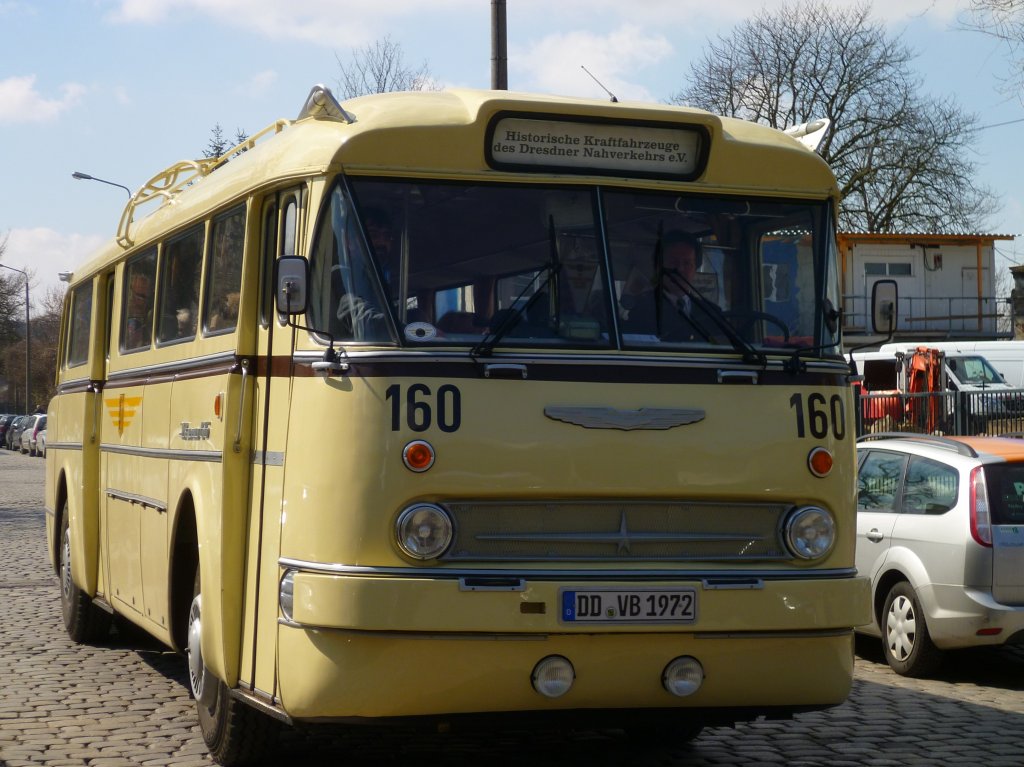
[442,500,791,561]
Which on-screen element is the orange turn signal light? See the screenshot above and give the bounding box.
[403,440,435,472]
[808,447,833,478]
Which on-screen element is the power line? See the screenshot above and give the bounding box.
[974,116,1024,131]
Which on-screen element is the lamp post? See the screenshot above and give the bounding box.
[71,171,132,198]
[0,263,30,412]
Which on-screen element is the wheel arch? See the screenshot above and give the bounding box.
[873,567,909,629]
[169,491,199,654]
[51,469,69,577]
[167,469,246,689]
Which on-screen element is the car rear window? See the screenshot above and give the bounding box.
[983,464,1024,525]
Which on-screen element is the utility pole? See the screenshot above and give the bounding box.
[491,0,507,90]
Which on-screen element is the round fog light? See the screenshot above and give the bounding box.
[662,656,704,697]
[531,655,575,698]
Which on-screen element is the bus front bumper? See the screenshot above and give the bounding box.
[275,571,869,719]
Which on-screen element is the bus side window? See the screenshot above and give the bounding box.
[204,206,245,335]
[260,192,300,327]
[105,275,114,359]
[67,281,93,368]
[121,250,157,352]
[157,226,204,344]
[259,202,278,327]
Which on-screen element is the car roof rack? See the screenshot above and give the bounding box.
[856,432,979,458]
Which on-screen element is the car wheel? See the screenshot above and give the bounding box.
[59,501,111,643]
[881,581,943,677]
[189,566,277,766]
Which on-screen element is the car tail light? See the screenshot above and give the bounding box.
[969,466,992,547]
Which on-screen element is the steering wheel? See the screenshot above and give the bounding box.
[723,310,790,344]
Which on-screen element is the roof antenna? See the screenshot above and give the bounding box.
[581,65,618,103]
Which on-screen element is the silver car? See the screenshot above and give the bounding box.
[19,414,45,456]
[856,433,1024,676]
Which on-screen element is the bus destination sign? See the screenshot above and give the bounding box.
[488,115,706,179]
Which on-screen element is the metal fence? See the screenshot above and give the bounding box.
[855,388,1024,437]
[842,294,1011,336]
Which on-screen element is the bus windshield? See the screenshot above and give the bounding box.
[307,176,839,355]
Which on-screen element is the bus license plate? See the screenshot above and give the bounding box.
[560,588,697,624]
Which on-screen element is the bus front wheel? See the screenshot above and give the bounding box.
[188,565,276,766]
[59,501,110,643]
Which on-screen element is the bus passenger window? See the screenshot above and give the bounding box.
[204,206,245,335]
[67,281,93,367]
[158,226,204,344]
[121,250,156,352]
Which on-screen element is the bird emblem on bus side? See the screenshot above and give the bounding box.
[543,406,705,430]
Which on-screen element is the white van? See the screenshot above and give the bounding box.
[879,340,1024,389]
[876,342,1019,397]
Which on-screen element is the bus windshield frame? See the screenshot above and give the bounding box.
[306,176,841,358]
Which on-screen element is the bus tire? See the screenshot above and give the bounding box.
[189,566,276,766]
[59,501,111,643]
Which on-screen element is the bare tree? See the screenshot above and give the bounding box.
[962,0,1024,102]
[0,235,34,410]
[0,234,21,347]
[335,35,438,99]
[29,284,66,405]
[673,1,997,233]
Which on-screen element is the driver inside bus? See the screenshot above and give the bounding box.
[620,231,718,342]
[332,207,391,341]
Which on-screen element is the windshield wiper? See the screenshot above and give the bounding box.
[661,268,766,366]
[471,216,561,358]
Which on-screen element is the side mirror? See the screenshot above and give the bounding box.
[871,279,898,335]
[276,256,308,316]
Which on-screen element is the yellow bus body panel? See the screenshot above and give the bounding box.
[278,630,857,718]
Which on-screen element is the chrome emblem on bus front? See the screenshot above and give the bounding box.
[544,406,705,430]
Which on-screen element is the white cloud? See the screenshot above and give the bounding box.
[512,25,673,102]
[238,70,278,99]
[0,75,85,124]
[3,228,103,307]
[512,0,967,26]
[107,0,467,46]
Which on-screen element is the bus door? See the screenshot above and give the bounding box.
[103,252,158,621]
[59,275,108,601]
[240,187,305,697]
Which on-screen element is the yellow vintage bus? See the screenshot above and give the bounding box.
[46,85,870,765]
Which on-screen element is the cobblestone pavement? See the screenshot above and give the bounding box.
[4,448,1024,766]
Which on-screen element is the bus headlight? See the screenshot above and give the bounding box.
[784,506,836,560]
[396,504,453,560]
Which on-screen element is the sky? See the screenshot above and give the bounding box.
[1,0,1022,309]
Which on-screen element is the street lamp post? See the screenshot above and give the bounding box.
[72,171,132,198]
[0,263,30,412]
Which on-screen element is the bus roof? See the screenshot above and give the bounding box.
[69,86,839,286]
